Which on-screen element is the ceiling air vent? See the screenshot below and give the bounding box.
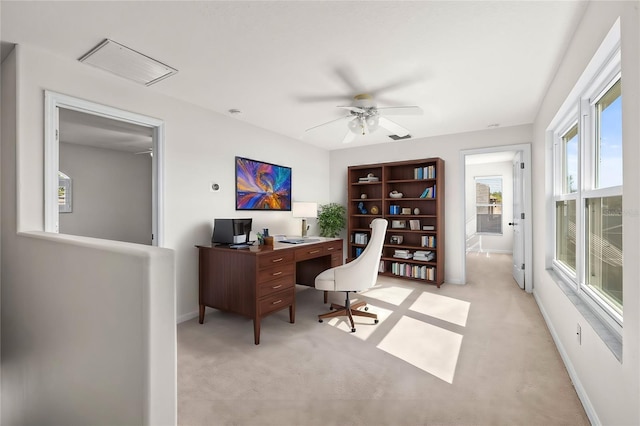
[79,39,178,86]
[388,134,412,140]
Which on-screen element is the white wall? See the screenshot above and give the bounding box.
[3,47,177,425]
[329,124,531,284]
[59,142,152,245]
[532,2,640,425]
[11,43,330,321]
[465,161,513,253]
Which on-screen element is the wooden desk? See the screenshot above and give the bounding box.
[197,238,343,344]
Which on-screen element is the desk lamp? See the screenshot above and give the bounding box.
[292,202,318,238]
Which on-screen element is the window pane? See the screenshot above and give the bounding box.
[596,80,622,189]
[475,177,502,234]
[585,196,622,313]
[562,124,578,193]
[555,200,576,273]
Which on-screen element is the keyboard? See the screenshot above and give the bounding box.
[281,238,319,244]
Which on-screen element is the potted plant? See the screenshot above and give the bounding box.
[317,203,346,238]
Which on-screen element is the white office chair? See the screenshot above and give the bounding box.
[315,218,388,332]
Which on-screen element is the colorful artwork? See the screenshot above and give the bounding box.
[235,157,292,210]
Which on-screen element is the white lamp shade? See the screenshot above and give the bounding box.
[292,202,318,218]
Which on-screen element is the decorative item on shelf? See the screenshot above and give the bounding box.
[409,220,421,230]
[389,190,403,199]
[413,207,420,215]
[391,220,406,229]
[360,193,367,199]
[358,173,379,183]
[370,205,379,215]
[358,201,368,214]
[390,235,404,244]
[318,203,346,237]
[401,207,412,215]
[423,225,435,231]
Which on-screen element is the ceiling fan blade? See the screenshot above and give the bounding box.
[377,106,423,116]
[337,105,365,113]
[342,131,357,144]
[305,115,350,132]
[296,94,353,103]
[379,117,410,137]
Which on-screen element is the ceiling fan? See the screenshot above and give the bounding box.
[305,94,423,144]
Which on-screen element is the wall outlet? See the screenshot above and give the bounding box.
[577,323,582,345]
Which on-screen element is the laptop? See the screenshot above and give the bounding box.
[281,238,319,244]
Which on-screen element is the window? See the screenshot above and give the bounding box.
[551,47,622,328]
[475,176,502,234]
[58,171,72,213]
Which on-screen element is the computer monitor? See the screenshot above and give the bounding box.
[211,218,252,245]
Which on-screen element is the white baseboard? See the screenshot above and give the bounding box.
[465,249,513,254]
[177,310,199,324]
[533,291,600,426]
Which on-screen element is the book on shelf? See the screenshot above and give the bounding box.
[355,247,363,257]
[422,225,435,231]
[420,186,436,198]
[354,232,368,245]
[379,260,385,273]
[413,165,436,180]
[358,176,379,182]
[421,235,436,248]
[393,249,412,259]
[413,250,434,262]
[390,262,436,280]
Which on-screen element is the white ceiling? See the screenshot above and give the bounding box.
[1,1,587,151]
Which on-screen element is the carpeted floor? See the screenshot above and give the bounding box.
[177,253,589,425]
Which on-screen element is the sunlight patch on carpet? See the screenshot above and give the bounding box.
[360,285,413,306]
[325,305,392,340]
[376,316,463,383]
[409,292,470,327]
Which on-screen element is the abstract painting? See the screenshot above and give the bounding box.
[235,157,292,210]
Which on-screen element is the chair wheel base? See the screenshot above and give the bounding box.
[374,319,379,324]
[319,319,323,323]
[351,328,356,333]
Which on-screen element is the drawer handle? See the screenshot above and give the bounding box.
[272,284,283,289]
[272,271,283,276]
[327,247,335,251]
[272,299,283,305]
[308,250,320,254]
[272,258,284,263]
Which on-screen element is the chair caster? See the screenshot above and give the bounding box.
[374,319,379,324]
[364,307,369,311]
[319,319,323,323]
[351,328,356,333]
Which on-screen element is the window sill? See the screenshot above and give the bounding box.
[547,268,622,362]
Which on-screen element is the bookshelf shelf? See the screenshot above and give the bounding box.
[347,158,445,287]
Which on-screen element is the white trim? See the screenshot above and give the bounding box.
[44,90,165,246]
[533,291,601,426]
[460,143,533,292]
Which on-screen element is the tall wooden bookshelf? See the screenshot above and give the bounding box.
[347,158,445,287]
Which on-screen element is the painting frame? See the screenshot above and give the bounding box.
[235,156,292,211]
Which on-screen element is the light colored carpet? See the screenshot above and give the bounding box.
[178,253,589,425]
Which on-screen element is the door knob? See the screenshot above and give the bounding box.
[508,222,518,226]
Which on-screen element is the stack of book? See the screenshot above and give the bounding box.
[354,232,368,244]
[421,235,436,248]
[359,176,379,182]
[413,250,434,262]
[393,249,413,259]
[413,165,436,180]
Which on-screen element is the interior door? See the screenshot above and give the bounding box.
[511,151,525,289]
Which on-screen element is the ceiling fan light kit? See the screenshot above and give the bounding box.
[306,93,422,143]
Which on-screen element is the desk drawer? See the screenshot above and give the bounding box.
[258,250,295,269]
[295,245,325,261]
[258,274,294,298]
[258,263,295,284]
[259,289,294,316]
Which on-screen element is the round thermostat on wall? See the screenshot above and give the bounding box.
[210,182,220,192]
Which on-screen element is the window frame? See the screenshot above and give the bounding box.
[551,46,622,335]
[474,175,503,235]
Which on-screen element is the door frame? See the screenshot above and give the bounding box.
[44,91,165,246]
[459,143,532,292]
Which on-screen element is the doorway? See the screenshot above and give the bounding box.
[460,144,532,292]
[44,91,165,246]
